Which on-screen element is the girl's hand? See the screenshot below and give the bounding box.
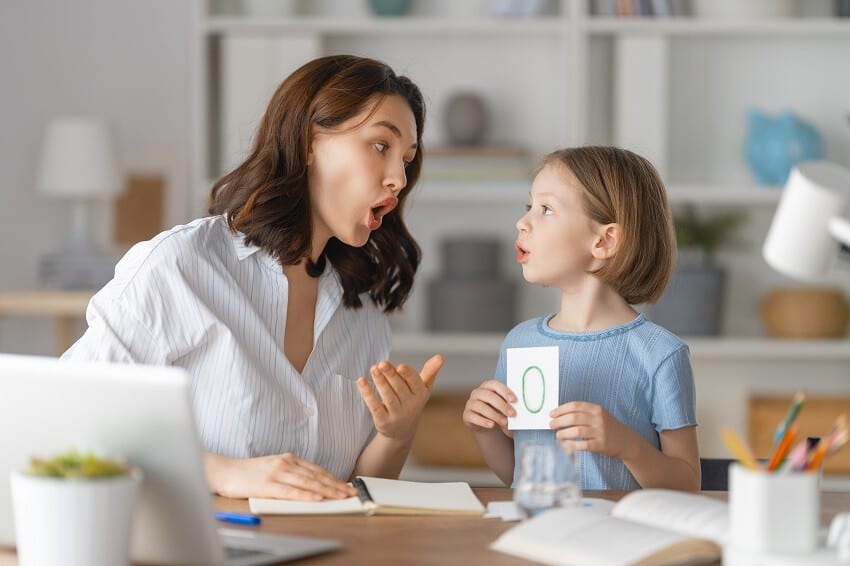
[205,452,358,501]
[357,354,444,442]
[463,379,517,438]
[549,401,636,460]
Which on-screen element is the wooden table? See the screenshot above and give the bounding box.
[0,291,93,355]
[211,488,850,565]
[1,489,849,565]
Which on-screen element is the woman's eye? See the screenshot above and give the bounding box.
[403,159,413,169]
[374,142,388,153]
[542,205,553,215]
[524,203,532,212]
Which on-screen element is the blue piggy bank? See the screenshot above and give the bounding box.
[744,109,824,186]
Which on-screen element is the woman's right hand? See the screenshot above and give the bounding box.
[204,452,358,501]
[462,379,517,438]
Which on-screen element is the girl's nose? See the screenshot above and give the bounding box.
[516,214,529,233]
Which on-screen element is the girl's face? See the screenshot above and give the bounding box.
[515,163,602,288]
[307,94,418,250]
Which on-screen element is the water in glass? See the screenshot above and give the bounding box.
[514,442,581,517]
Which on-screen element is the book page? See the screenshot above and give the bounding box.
[611,489,729,545]
[360,477,485,515]
[248,496,367,515]
[492,507,719,566]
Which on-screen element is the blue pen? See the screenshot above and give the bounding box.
[215,511,261,526]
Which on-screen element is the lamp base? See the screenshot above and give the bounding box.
[39,253,118,290]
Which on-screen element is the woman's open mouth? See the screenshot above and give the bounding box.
[367,197,398,231]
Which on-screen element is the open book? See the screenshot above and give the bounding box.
[491,489,729,566]
[249,476,485,516]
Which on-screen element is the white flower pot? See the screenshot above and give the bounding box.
[10,470,142,566]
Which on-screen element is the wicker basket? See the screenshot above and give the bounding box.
[410,394,488,468]
[760,286,850,339]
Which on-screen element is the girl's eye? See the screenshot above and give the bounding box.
[542,205,553,215]
[374,142,388,153]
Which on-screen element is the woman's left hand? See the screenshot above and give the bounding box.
[357,354,444,442]
[549,401,637,460]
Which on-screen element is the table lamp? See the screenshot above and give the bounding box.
[763,161,850,281]
[37,116,123,289]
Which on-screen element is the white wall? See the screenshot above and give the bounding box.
[0,0,193,354]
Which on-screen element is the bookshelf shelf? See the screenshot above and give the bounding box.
[392,332,850,361]
[410,182,782,206]
[584,17,850,37]
[202,16,566,36]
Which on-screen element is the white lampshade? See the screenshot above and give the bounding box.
[37,116,122,198]
[763,161,850,281]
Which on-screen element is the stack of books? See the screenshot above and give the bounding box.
[421,146,533,186]
[591,0,692,17]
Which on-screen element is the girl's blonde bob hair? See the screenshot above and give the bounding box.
[542,146,676,305]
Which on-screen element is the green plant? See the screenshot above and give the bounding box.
[27,450,129,479]
[674,206,745,265]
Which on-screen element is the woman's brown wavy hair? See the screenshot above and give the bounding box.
[209,55,425,313]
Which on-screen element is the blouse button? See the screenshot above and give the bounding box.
[303,405,315,417]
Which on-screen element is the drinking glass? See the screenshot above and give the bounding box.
[513,442,581,517]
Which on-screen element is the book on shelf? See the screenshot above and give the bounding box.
[249,476,486,516]
[422,145,533,184]
[591,0,690,17]
[491,489,728,566]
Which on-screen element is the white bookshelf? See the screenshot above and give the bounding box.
[192,1,850,461]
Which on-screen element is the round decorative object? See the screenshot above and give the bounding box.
[444,92,490,146]
[367,0,412,17]
[744,109,824,186]
[761,286,850,339]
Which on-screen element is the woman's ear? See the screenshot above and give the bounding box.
[306,145,314,167]
[591,223,620,260]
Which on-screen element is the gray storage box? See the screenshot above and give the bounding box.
[442,238,501,279]
[428,279,516,332]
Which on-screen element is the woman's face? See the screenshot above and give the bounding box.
[307,94,418,251]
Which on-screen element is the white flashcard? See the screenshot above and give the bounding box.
[506,346,559,430]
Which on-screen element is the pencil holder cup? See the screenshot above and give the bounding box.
[728,463,819,555]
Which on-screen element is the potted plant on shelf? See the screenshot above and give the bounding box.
[649,206,745,336]
[10,450,141,566]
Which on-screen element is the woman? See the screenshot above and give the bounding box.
[63,55,443,501]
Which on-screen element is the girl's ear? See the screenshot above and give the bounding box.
[591,223,620,260]
[307,145,315,166]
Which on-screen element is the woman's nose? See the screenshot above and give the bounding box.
[384,161,407,194]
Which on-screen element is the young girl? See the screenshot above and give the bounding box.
[462,146,700,491]
[63,55,444,501]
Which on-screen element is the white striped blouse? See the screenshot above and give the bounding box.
[62,215,390,480]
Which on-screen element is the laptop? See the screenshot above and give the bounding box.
[0,354,340,565]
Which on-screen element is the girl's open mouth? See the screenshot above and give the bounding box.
[515,241,529,263]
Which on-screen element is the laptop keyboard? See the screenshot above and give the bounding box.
[225,545,276,560]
